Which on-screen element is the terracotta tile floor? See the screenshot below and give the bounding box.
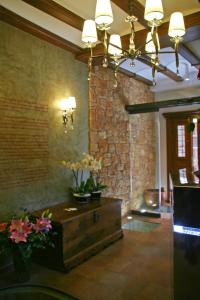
[1,216,173,300]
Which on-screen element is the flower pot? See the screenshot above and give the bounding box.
[12,247,31,283]
[73,193,91,203]
[91,191,102,200]
[144,189,159,209]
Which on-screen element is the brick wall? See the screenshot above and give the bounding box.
[89,66,155,215]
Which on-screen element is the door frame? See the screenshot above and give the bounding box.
[163,109,200,192]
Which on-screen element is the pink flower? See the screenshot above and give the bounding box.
[9,219,32,244]
[0,223,7,232]
[10,231,27,243]
[33,218,52,233]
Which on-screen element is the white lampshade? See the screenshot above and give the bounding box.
[145,32,160,53]
[144,0,164,22]
[82,20,97,44]
[168,12,185,38]
[95,0,113,27]
[108,34,122,57]
[60,97,76,110]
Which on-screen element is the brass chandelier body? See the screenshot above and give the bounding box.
[81,0,186,87]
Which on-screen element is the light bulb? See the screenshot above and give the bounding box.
[144,0,164,22]
[95,0,113,28]
[168,12,185,38]
[108,34,122,57]
[82,20,97,45]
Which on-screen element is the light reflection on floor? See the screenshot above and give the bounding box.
[122,219,160,232]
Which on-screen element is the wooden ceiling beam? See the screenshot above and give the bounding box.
[22,0,84,31]
[126,97,200,114]
[137,56,184,82]
[179,44,200,68]
[111,0,147,28]
[0,6,83,55]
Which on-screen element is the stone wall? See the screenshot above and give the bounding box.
[0,21,89,220]
[89,66,155,214]
[130,113,156,210]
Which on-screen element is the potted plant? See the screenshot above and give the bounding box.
[62,153,107,202]
[85,154,107,200]
[0,210,53,282]
[62,155,91,202]
[87,176,107,200]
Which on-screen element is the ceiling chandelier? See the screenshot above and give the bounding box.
[81,0,186,87]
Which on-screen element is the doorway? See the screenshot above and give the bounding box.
[164,110,200,191]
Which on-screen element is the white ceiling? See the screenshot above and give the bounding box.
[0,0,200,94]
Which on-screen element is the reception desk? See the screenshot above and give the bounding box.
[172,172,200,300]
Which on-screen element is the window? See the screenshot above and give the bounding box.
[177,125,186,157]
[192,118,199,184]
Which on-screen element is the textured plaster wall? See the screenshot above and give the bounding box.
[0,22,89,220]
[89,66,156,214]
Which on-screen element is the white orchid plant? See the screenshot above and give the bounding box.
[62,153,106,195]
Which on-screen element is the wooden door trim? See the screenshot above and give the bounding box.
[163,110,200,119]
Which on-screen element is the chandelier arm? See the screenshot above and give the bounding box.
[174,40,180,75]
[129,21,136,52]
[91,55,105,59]
[108,42,130,57]
[113,60,121,88]
[152,61,156,86]
[155,28,159,57]
[102,30,109,68]
[88,47,93,81]
[118,58,127,67]
[137,37,157,55]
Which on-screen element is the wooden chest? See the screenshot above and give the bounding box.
[33,197,123,272]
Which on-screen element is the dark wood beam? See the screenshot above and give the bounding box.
[111,0,147,28]
[0,5,82,55]
[22,0,84,31]
[137,56,184,82]
[22,0,105,41]
[179,44,200,68]
[125,97,200,114]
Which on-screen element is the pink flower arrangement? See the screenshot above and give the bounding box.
[0,210,53,258]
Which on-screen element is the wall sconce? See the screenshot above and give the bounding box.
[60,96,76,131]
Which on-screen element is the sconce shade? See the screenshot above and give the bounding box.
[82,20,98,44]
[144,0,164,21]
[145,32,160,53]
[66,97,76,109]
[108,34,122,57]
[60,97,76,110]
[168,12,185,38]
[95,0,113,27]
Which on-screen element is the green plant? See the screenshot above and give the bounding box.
[62,153,107,194]
[86,176,107,192]
[186,116,200,133]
